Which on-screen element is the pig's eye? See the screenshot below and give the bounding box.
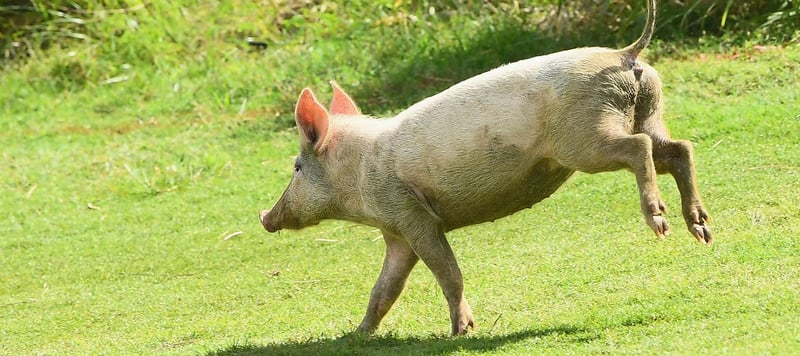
[293,160,301,172]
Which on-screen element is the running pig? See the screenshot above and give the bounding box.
[260,0,711,336]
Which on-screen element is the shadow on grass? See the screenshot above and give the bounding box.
[208,325,598,356]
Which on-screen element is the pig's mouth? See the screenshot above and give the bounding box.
[260,208,315,232]
[260,210,281,233]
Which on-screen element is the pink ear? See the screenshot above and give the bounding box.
[295,88,329,151]
[329,81,360,115]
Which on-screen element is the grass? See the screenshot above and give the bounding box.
[2,1,800,355]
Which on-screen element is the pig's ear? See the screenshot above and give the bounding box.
[329,81,360,115]
[295,88,329,152]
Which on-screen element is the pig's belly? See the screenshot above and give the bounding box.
[432,158,575,231]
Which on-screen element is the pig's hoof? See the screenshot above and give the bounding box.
[349,329,374,338]
[648,215,670,238]
[691,223,712,245]
[355,323,378,335]
[453,319,475,336]
[686,209,711,245]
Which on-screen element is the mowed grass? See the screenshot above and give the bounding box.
[2,2,799,355]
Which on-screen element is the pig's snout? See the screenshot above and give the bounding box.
[260,209,280,233]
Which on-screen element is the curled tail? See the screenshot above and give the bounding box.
[623,0,656,60]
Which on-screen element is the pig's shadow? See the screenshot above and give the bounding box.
[207,325,598,355]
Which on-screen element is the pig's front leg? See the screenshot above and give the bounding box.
[403,224,474,336]
[357,230,419,334]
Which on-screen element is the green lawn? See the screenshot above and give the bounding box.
[2,1,799,355]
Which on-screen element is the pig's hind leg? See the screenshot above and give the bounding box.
[635,116,712,244]
[552,112,669,238]
[634,72,712,244]
[357,230,419,333]
[650,138,712,244]
[604,132,671,238]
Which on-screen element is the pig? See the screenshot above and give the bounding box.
[260,0,711,336]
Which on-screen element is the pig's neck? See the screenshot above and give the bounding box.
[326,115,401,227]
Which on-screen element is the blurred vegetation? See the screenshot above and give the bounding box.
[0,0,797,130]
[2,0,797,62]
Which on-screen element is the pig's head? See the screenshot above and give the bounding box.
[260,83,361,233]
